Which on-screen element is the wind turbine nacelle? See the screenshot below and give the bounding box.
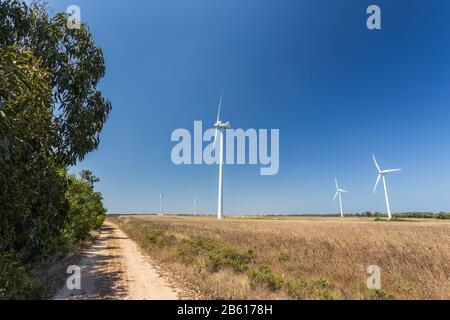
[214,121,231,129]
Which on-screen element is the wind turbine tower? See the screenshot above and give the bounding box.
[372,155,402,219]
[159,192,165,216]
[333,178,348,218]
[213,92,231,220]
[193,195,197,216]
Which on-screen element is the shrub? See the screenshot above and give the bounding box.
[63,171,107,243]
[175,237,252,273]
[0,253,32,300]
[249,265,284,291]
[287,277,336,300]
[366,288,395,300]
[204,245,251,273]
[287,279,306,298]
[278,250,291,262]
[143,230,177,248]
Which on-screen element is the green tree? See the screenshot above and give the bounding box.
[0,46,69,260]
[0,0,111,261]
[64,171,106,242]
[0,1,111,299]
[0,0,112,165]
[80,170,100,189]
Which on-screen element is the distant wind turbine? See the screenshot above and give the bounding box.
[333,178,348,218]
[159,192,164,216]
[193,195,197,216]
[372,155,401,219]
[212,91,231,220]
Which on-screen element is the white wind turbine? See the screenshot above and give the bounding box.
[213,92,231,220]
[372,155,401,219]
[333,178,348,218]
[193,195,197,216]
[159,192,164,216]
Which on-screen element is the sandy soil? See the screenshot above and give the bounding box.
[53,221,180,300]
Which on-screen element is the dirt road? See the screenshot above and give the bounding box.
[54,221,180,300]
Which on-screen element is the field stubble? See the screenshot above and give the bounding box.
[110,216,450,300]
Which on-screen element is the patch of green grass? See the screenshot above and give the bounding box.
[143,230,177,247]
[286,279,306,298]
[366,288,395,300]
[140,230,252,273]
[204,245,252,273]
[249,265,284,291]
[287,277,337,300]
[146,230,164,244]
[176,239,200,265]
[277,250,290,262]
[308,278,336,300]
[176,238,252,272]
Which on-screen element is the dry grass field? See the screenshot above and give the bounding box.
[110,215,450,300]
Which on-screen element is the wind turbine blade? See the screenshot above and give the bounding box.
[216,91,224,123]
[340,189,348,193]
[333,191,338,202]
[373,174,381,194]
[383,169,402,174]
[372,154,381,172]
[335,177,339,190]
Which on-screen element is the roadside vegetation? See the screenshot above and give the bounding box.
[0,1,110,299]
[112,216,450,300]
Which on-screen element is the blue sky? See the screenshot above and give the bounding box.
[45,0,450,214]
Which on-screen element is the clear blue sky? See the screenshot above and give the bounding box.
[46,0,450,214]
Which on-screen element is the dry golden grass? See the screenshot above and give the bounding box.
[110,215,450,300]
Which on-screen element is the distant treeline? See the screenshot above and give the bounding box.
[343,212,450,219]
[265,212,450,219]
[393,212,450,220]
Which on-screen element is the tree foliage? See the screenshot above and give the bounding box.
[0,45,68,260]
[64,170,106,243]
[0,1,110,299]
[0,0,112,165]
